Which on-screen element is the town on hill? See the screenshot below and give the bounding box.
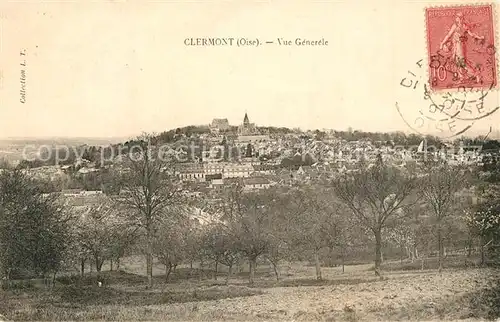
[1,113,500,321]
[2,112,499,195]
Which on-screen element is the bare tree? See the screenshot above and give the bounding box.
[419,161,468,272]
[465,202,500,266]
[287,184,330,280]
[74,200,119,273]
[153,214,191,283]
[386,220,416,265]
[221,183,271,285]
[413,217,434,270]
[203,222,240,284]
[108,221,138,271]
[263,188,294,281]
[0,169,71,284]
[333,155,418,276]
[319,194,354,274]
[115,133,181,288]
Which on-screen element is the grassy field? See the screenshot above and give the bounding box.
[1,256,499,321]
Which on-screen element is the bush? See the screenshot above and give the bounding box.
[468,284,500,319]
[1,279,35,290]
[53,284,262,306]
[56,271,144,287]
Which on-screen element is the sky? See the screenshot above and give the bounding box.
[0,0,499,139]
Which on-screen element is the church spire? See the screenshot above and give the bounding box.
[243,112,249,124]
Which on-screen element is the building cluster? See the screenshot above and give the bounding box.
[209,118,230,133]
[176,160,276,192]
[172,113,492,193]
[175,114,277,191]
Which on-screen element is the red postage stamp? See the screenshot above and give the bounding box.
[425,4,497,91]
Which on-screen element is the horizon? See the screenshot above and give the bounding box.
[0,120,497,142]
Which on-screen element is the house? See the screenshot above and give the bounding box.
[81,190,103,196]
[205,173,222,181]
[60,165,72,171]
[252,164,277,175]
[62,192,106,209]
[222,162,253,178]
[209,118,230,133]
[209,178,225,190]
[242,177,272,190]
[203,162,253,179]
[295,165,318,180]
[78,167,99,175]
[176,163,205,182]
[275,168,295,186]
[236,135,270,143]
[62,189,83,196]
[204,162,225,178]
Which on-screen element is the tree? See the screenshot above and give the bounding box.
[221,184,271,285]
[108,225,137,271]
[0,158,11,169]
[465,202,500,266]
[265,233,288,281]
[262,188,294,281]
[468,162,500,266]
[245,143,254,158]
[73,197,136,274]
[153,214,190,283]
[419,161,469,272]
[333,156,418,276]
[287,184,331,280]
[74,200,118,273]
[203,222,240,283]
[386,220,416,265]
[0,169,70,282]
[319,196,355,273]
[414,217,435,270]
[115,133,182,288]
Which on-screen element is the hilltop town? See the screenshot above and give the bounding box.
[3,112,498,202]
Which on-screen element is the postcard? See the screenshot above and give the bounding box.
[0,1,499,321]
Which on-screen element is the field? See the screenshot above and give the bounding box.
[0,137,127,163]
[1,256,499,321]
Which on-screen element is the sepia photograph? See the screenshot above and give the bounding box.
[0,0,499,321]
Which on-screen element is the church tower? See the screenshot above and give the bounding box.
[239,112,257,135]
[243,112,250,126]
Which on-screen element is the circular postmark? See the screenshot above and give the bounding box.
[396,58,498,138]
[395,101,476,139]
[424,82,497,122]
